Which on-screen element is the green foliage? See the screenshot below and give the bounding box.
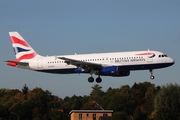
[90,84,104,103]
[0,82,179,119]
[153,83,180,120]
[113,111,127,120]
[133,106,147,120]
[22,84,29,94]
[0,85,64,119]
[131,82,158,117]
[63,95,82,109]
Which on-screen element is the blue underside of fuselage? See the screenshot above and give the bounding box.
[35,62,174,74]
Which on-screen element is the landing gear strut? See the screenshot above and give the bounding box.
[149,69,155,80]
[87,70,103,83]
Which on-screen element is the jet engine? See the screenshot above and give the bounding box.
[98,66,130,77]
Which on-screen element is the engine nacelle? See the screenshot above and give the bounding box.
[99,66,130,77]
[75,67,86,73]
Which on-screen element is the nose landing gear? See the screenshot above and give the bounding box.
[149,69,155,80]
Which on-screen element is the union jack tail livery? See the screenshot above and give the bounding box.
[9,32,39,60]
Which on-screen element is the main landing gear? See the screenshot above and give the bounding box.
[88,76,94,83]
[88,75,102,83]
[88,70,102,83]
[149,69,155,80]
[96,76,102,83]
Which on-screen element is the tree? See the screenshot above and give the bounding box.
[22,84,29,94]
[131,82,158,120]
[112,111,127,120]
[133,106,146,120]
[153,83,180,120]
[104,85,133,118]
[90,84,104,103]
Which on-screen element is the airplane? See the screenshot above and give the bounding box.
[6,32,175,83]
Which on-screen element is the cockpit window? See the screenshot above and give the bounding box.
[159,54,168,58]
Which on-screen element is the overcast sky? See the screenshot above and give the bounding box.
[0,1,180,98]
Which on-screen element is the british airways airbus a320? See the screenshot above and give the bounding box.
[6,32,175,83]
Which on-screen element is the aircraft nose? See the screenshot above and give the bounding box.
[169,57,175,65]
[172,59,175,64]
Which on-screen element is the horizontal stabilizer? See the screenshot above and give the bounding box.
[5,60,29,67]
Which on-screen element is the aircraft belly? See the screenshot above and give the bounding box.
[120,62,173,70]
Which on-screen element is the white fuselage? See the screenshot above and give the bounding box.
[18,50,174,75]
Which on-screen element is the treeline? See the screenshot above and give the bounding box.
[0,82,180,120]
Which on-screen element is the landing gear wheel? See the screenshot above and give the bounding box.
[96,77,102,83]
[149,69,155,80]
[150,76,155,80]
[88,77,94,83]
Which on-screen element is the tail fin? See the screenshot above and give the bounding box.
[9,32,40,61]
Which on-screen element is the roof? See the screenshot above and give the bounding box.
[69,110,113,114]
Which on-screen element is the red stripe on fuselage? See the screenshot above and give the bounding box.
[10,36,29,47]
[136,53,154,55]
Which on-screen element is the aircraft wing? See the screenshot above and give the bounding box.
[58,57,102,71]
